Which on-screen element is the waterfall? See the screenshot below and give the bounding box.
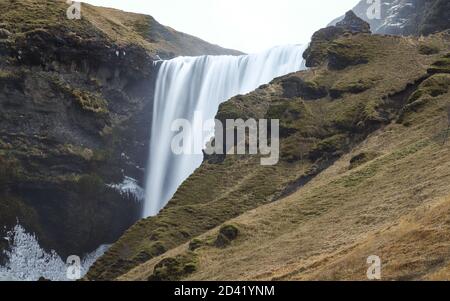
[0,224,109,281]
[144,44,306,217]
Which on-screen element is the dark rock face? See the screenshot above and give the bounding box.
[282,75,328,99]
[0,0,241,262]
[147,253,198,281]
[327,41,371,70]
[335,10,371,34]
[214,224,239,248]
[302,27,345,68]
[330,0,450,36]
[0,26,151,258]
[303,10,371,68]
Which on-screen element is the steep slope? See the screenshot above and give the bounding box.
[79,3,242,58]
[0,0,241,58]
[0,0,240,262]
[118,32,450,280]
[122,111,450,280]
[88,9,450,279]
[330,0,450,36]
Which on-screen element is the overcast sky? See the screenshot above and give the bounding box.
[82,0,360,53]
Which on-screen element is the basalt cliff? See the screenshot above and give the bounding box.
[0,0,240,262]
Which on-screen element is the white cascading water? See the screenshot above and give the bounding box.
[0,180,143,281]
[144,44,306,217]
[0,224,109,281]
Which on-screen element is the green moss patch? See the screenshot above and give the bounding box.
[418,43,441,55]
[400,74,450,125]
[266,100,312,138]
[330,77,377,99]
[72,89,108,115]
[280,135,313,163]
[281,76,328,100]
[408,74,450,103]
[188,238,205,251]
[148,252,198,281]
[328,39,372,70]
[428,54,450,74]
[309,134,350,161]
[217,101,244,120]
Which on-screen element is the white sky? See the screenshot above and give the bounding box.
[82,0,360,53]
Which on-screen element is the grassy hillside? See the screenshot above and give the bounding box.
[88,22,450,280]
[0,0,241,58]
[119,84,449,280]
[118,37,450,281]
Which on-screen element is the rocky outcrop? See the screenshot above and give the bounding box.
[330,0,450,36]
[335,10,371,34]
[0,0,240,261]
[303,10,371,68]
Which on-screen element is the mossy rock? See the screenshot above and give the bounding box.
[148,242,167,257]
[215,224,239,248]
[408,74,450,103]
[131,239,168,262]
[303,26,345,67]
[328,40,370,70]
[281,76,328,100]
[72,89,108,115]
[217,101,243,121]
[399,74,450,125]
[148,253,198,281]
[309,134,349,161]
[133,250,153,263]
[219,224,239,240]
[331,101,380,133]
[418,44,440,55]
[188,238,205,251]
[330,77,377,99]
[280,135,311,163]
[428,54,450,74]
[265,100,311,138]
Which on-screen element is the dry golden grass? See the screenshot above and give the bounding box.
[0,0,239,57]
[81,2,241,56]
[119,90,450,280]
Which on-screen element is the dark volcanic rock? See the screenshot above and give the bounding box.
[330,0,450,36]
[303,10,371,68]
[302,27,345,68]
[282,75,328,99]
[336,10,371,34]
[214,224,239,248]
[0,0,243,262]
